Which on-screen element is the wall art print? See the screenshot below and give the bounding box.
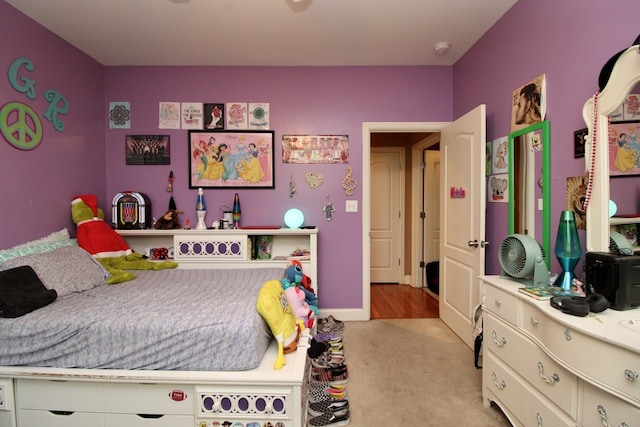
[282,134,349,164]
[188,130,274,188]
[109,102,130,129]
[125,135,170,165]
[491,136,508,174]
[488,173,509,203]
[609,121,640,176]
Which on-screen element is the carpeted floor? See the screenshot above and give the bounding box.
[340,318,512,426]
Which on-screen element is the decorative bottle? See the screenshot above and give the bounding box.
[195,188,207,230]
[232,193,241,229]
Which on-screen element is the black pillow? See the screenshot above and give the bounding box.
[0,265,57,318]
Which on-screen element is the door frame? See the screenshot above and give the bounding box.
[362,122,450,320]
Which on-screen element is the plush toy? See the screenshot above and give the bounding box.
[71,194,178,284]
[154,209,183,230]
[256,279,303,370]
[281,263,316,328]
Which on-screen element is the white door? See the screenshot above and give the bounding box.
[424,150,441,265]
[370,148,403,283]
[439,105,486,349]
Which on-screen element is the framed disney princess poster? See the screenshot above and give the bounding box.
[609,121,640,176]
[188,130,275,188]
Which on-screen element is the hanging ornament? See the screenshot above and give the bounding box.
[289,174,297,199]
[305,172,324,189]
[342,166,357,196]
[167,170,176,211]
[323,196,335,221]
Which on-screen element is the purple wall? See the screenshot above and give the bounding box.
[104,66,453,308]
[455,0,640,274]
[0,1,105,247]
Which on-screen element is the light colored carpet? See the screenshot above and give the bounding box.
[340,318,512,426]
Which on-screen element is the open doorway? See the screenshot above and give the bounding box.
[364,123,448,320]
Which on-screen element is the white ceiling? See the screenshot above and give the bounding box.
[7,0,517,66]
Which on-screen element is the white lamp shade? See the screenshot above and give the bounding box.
[284,208,304,228]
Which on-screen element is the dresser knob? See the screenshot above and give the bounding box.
[530,317,539,326]
[564,329,572,341]
[624,369,638,381]
[597,404,630,427]
[494,298,502,307]
[492,372,506,390]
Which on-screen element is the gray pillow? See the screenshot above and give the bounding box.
[1,245,109,298]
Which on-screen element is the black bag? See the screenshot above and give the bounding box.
[0,265,57,318]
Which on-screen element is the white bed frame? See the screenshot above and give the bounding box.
[0,228,318,427]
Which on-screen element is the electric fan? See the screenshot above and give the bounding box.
[499,234,550,287]
[610,230,634,255]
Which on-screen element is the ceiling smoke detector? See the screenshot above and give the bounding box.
[434,42,451,55]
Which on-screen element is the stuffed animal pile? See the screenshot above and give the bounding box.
[71,194,178,284]
[281,261,317,328]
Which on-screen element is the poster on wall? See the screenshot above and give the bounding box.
[249,102,270,129]
[109,102,130,129]
[204,103,224,129]
[488,174,509,203]
[491,136,508,174]
[125,135,170,165]
[623,94,640,120]
[282,135,349,164]
[609,121,640,176]
[226,102,248,129]
[511,74,546,133]
[181,102,203,129]
[158,102,180,129]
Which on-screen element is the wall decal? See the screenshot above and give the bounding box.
[0,101,43,150]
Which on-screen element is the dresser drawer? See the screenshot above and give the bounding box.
[483,352,574,426]
[580,382,640,427]
[105,413,193,426]
[18,409,103,426]
[16,379,103,412]
[483,283,520,326]
[484,314,578,414]
[103,383,193,415]
[522,304,640,405]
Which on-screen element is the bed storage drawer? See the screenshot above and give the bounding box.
[16,379,103,412]
[18,408,103,426]
[105,413,193,426]
[103,383,194,415]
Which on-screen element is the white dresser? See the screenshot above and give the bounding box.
[480,275,640,427]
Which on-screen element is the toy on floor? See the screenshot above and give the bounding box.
[256,279,303,370]
[281,262,316,328]
[71,194,178,284]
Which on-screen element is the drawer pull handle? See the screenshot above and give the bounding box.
[530,317,539,326]
[537,362,560,385]
[49,410,74,416]
[137,414,165,419]
[597,404,629,427]
[624,369,638,381]
[494,298,502,307]
[536,413,543,427]
[492,330,507,347]
[491,372,506,390]
[564,329,572,341]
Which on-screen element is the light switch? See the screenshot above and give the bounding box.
[346,200,358,212]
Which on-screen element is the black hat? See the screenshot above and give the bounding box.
[598,34,640,91]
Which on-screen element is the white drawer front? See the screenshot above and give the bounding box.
[105,413,193,427]
[103,383,193,415]
[523,304,640,405]
[18,409,103,426]
[16,379,102,412]
[483,352,574,427]
[581,382,640,427]
[483,283,520,326]
[484,314,578,415]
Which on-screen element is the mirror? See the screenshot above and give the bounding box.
[508,120,551,267]
[583,44,640,252]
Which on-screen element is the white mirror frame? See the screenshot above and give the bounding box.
[582,45,640,252]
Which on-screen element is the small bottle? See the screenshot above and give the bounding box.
[184,217,191,230]
[232,193,241,228]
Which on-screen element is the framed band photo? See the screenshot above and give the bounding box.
[188,130,275,188]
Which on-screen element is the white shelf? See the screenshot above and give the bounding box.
[610,216,640,226]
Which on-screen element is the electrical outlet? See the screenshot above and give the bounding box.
[345,200,358,212]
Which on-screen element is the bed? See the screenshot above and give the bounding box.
[0,231,313,427]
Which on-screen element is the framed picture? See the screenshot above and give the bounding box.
[609,121,640,177]
[125,135,170,165]
[188,130,275,188]
[573,128,587,158]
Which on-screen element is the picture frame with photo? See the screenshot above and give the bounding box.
[609,121,640,176]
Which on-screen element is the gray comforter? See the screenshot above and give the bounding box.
[0,267,284,371]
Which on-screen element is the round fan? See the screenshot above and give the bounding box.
[499,234,549,286]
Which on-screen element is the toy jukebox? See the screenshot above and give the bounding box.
[112,191,151,229]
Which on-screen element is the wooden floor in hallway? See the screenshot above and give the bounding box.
[370,283,439,319]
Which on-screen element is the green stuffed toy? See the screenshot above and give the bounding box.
[71,194,177,284]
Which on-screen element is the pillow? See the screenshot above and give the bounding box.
[0,238,77,264]
[0,265,57,318]
[12,228,70,248]
[1,245,109,298]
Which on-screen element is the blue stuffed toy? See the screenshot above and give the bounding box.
[281,262,318,328]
